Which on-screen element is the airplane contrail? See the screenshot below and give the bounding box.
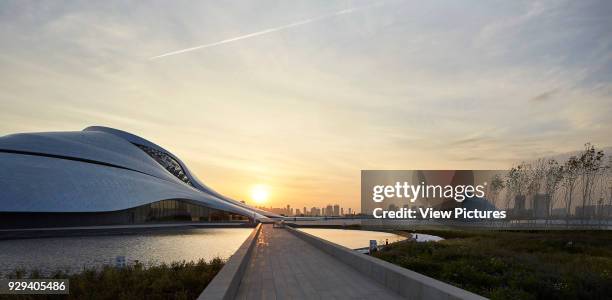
[150,2,384,60]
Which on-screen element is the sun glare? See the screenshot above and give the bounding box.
[250,184,270,204]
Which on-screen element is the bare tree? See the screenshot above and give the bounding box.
[543,159,564,218]
[488,173,505,209]
[577,143,606,221]
[562,156,580,220]
[506,163,531,213]
[596,155,611,220]
[607,156,612,209]
[529,159,546,196]
[528,159,547,218]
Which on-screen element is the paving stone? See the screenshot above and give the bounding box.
[235,224,402,299]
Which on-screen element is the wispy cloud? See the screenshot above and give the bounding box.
[150,2,385,59]
[0,0,611,209]
[529,88,559,103]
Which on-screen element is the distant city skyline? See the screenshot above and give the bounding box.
[256,203,358,217]
[1,1,611,209]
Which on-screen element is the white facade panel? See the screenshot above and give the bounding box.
[0,127,270,221]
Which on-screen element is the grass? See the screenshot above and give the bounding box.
[373,230,612,300]
[1,258,224,300]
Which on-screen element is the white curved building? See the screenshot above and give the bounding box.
[0,126,274,229]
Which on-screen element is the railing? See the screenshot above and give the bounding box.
[198,223,262,300]
[286,226,488,300]
[285,217,612,230]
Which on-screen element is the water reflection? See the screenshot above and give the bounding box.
[411,232,444,242]
[0,228,251,275]
[299,228,407,249]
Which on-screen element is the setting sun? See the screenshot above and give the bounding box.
[250,184,270,204]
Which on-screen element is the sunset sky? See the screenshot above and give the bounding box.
[1,1,611,210]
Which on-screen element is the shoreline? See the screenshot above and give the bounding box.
[0,222,255,241]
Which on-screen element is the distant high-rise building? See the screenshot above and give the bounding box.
[333,204,340,216]
[326,205,333,217]
[551,208,567,218]
[311,207,319,216]
[533,194,551,218]
[514,195,526,211]
[348,208,352,215]
[576,205,598,218]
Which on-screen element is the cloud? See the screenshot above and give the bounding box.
[150,1,386,59]
[0,0,611,209]
[529,88,559,103]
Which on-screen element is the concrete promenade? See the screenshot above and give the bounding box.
[235,224,402,299]
[201,223,486,299]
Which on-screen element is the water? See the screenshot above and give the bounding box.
[0,228,252,276]
[298,228,408,249]
[298,228,444,249]
[411,233,444,242]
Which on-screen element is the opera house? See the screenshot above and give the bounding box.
[0,126,273,229]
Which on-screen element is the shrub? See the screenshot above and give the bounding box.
[1,258,224,300]
[374,230,612,299]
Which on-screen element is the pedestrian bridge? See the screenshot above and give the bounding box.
[199,223,486,300]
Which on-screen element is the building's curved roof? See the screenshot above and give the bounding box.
[84,126,277,218]
[0,126,276,220]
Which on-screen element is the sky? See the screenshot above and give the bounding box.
[0,0,611,211]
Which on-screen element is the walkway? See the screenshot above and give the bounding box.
[235,224,402,300]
